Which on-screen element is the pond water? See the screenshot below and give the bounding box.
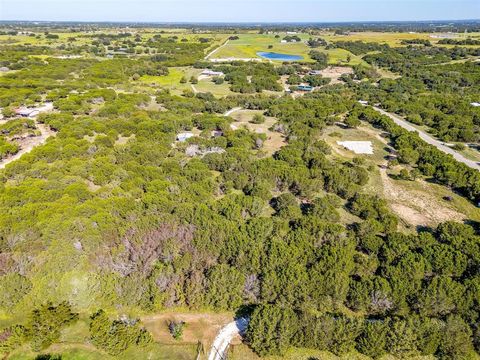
[257,52,303,61]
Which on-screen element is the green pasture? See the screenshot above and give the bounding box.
[140,67,233,97]
[210,33,365,65]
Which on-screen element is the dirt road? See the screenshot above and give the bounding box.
[208,317,249,360]
[372,106,480,171]
[223,107,242,117]
[205,40,229,60]
[0,122,56,169]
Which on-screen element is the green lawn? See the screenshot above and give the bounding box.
[210,33,365,65]
[211,33,313,61]
[140,67,233,97]
[7,344,197,360]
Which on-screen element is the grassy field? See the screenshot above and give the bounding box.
[210,33,366,65]
[322,31,480,47]
[5,310,225,360]
[139,67,233,97]
[321,123,480,229]
[7,343,197,360]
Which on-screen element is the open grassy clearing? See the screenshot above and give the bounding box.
[321,124,480,229]
[5,312,203,360]
[229,109,287,155]
[7,343,197,360]
[140,67,233,97]
[209,33,365,65]
[323,31,480,47]
[142,311,233,346]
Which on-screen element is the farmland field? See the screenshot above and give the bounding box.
[210,33,367,65]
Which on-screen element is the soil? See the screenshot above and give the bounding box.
[379,167,465,227]
[141,312,234,346]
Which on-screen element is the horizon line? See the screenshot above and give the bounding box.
[1,19,480,25]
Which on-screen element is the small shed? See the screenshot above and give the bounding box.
[201,69,224,77]
[297,85,314,92]
[176,132,194,142]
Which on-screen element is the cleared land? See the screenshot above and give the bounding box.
[322,124,480,228]
[140,67,233,97]
[228,109,286,155]
[0,122,56,169]
[209,33,366,65]
[322,31,480,47]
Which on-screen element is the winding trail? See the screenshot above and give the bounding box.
[205,40,230,60]
[371,106,480,171]
[223,107,242,117]
[0,122,56,169]
[208,317,249,360]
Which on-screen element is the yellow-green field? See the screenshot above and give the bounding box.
[322,31,480,47]
[139,67,233,97]
[209,33,367,65]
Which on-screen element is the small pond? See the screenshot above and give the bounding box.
[257,52,303,61]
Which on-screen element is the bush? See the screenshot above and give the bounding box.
[168,321,185,340]
[250,113,265,124]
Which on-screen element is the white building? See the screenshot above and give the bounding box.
[176,132,194,142]
[201,69,224,77]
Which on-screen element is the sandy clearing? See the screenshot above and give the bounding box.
[229,109,286,155]
[0,123,56,169]
[318,66,354,84]
[379,166,465,227]
[141,312,234,346]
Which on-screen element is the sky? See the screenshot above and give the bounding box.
[0,0,479,23]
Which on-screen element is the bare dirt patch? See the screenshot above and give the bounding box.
[230,110,286,155]
[379,168,465,227]
[318,66,353,84]
[115,134,135,146]
[141,312,234,347]
[0,123,56,169]
[324,124,473,228]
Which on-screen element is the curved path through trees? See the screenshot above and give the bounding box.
[208,317,249,360]
[205,40,230,60]
[371,106,480,171]
[223,107,242,117]
[0,122,56,169]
